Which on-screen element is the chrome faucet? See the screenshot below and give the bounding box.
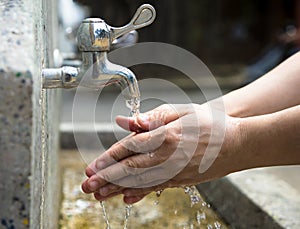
[42,4,156,100]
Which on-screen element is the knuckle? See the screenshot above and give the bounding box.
[124,159,138,169]
[123,138,139,152]
[97,171,111,182]
[108,148,122,162]
[164,127,180,144]
[154,104,171,120]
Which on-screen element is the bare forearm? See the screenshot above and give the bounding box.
[239,105,300,169]
[223,52,300,117]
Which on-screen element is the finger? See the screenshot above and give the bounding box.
[85,135,137,177]
[94,125,167,169]
[86,165,96,177]
[98,183,124,197]
[85,129,165,182]
[137,104,192,130]
[115,116,144,132]
[123,185,167,198]
[86,163,146,192]
[123,188,151,198]
[121,126,167,153]
[94,190,123,201]
[86,156,160,192]
[116,104,192,132]
[85,161,146,193]
[123,195,146,205]
[88,129,182,192]
[100,163,173,189]
[85,146,178,193]
[81,178,93,194]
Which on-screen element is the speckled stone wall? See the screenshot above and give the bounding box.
[0,0,61,228]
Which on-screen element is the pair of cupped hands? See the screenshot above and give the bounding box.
[82,103,243,204]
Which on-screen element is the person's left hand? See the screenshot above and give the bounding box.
[81,104,242,204]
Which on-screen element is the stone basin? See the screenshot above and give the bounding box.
[60,123,300,229]
[59,150,229,229]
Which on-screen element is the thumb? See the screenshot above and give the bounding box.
[116,104,191,132]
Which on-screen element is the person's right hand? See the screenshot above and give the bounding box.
[82,103,244,204]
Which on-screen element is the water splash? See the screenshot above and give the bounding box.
[183,186,224,228]
[196,210,206,225]
[184,186,203,207]
[122,97,140,228]
[99,201,110,229]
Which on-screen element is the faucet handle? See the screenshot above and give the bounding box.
[110,4,156,41]
[77,4,155,52]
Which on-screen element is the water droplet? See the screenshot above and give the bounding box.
[184,186,191,194]
[153,200,159,205]
[148,152,155,158]
[156,189,164,197]
[196,211,201,224]
[207,224,213,229]
[191,195,201,204]
[196,210,206,224]
[214,221,222,229]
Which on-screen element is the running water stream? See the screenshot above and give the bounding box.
[100,201,111,229]
[99,96,140,229]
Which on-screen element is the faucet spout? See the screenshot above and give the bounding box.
[79,52,140,99]
[80,52,140,115]
[43,52,140,101]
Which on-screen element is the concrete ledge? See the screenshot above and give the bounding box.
[60,123,300,229]
[198,169,300,229]
[60,122,128,149]
[197,178,281,229]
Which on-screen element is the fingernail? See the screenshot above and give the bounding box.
[88,180,99,191]
[96,160,105,170]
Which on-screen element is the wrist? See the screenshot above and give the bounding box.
[221,116,248,172]
[237,114,280,169]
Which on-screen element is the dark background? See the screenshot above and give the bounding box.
[75,0,297,65]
